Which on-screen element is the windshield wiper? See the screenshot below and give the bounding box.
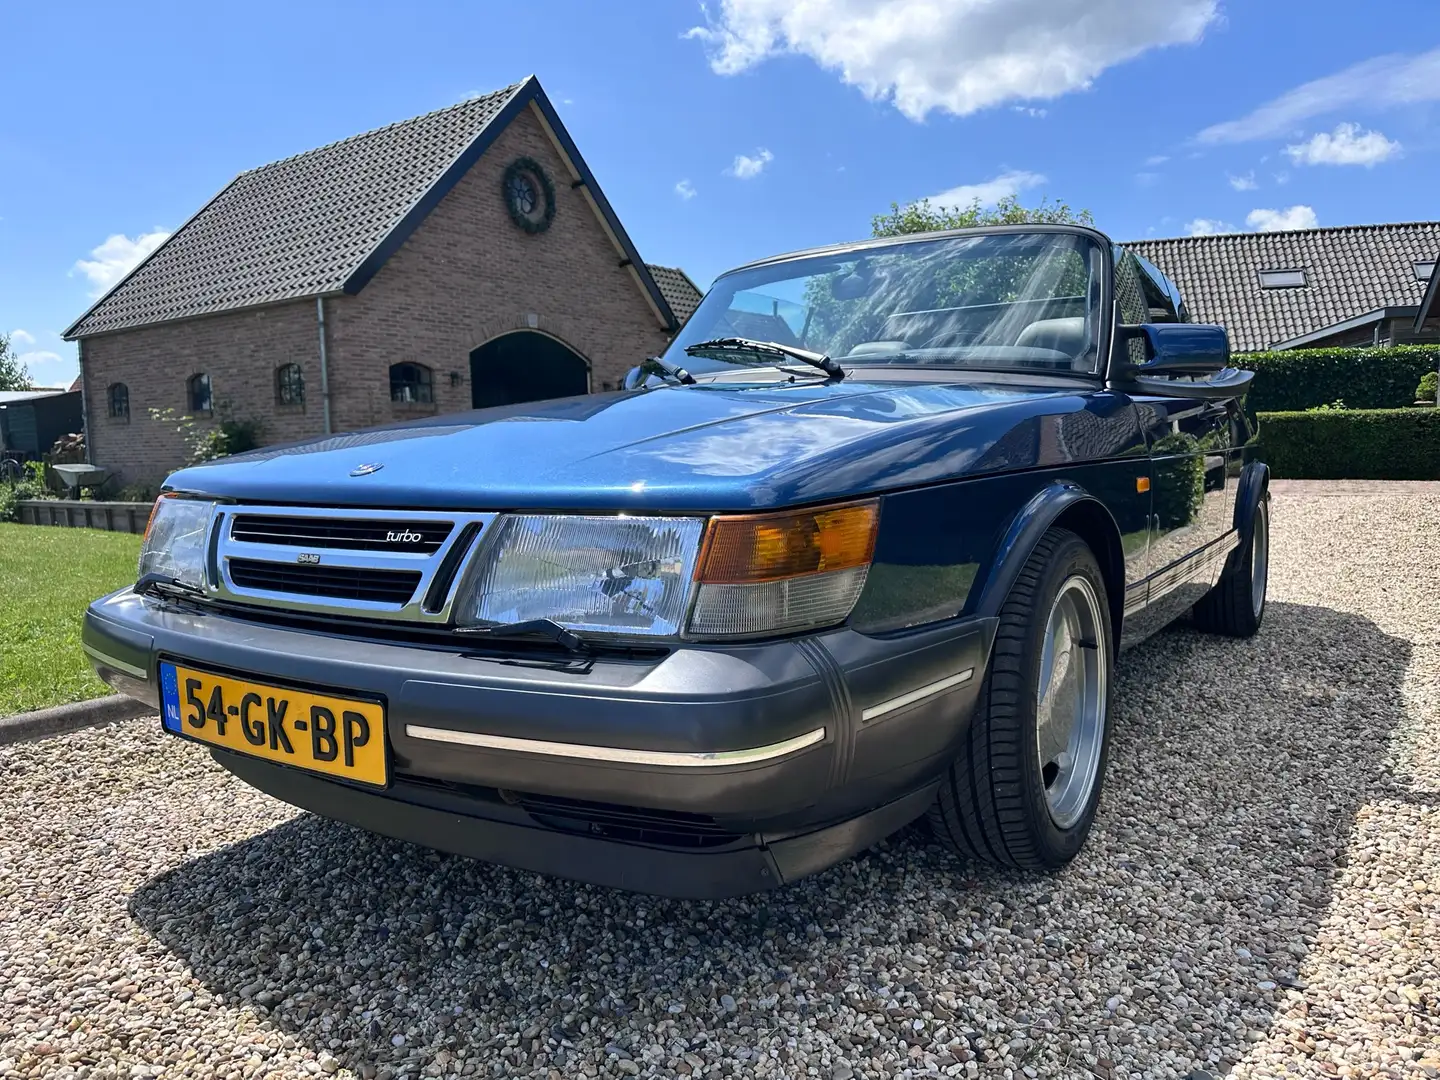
[135,573,208,603]
[455,618,590,655]
[683,337,846,381]
[625,355,696,389]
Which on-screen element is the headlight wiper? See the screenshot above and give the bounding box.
[135,573,208,602]
[683,336,846,381]
[625,355,696,389]
[455,618,591,655]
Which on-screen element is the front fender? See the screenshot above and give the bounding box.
[970,480,1124,625]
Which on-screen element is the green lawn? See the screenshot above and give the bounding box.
[0,523,142,716]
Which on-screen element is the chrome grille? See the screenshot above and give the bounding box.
[228,559,422,605]
[210,505,499,621]
[231,514,452,554]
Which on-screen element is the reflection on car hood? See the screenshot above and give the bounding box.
[167,377,1120,510]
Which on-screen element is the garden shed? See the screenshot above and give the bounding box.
[0,389,83,461]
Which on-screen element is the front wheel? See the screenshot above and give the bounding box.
[929,527,1113,870]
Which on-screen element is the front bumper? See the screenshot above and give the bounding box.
[85,588,994,895]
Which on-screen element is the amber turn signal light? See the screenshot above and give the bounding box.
[696,501,880,585]
[143,493,173,541]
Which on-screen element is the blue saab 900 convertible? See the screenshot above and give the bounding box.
[84,225,1269,898]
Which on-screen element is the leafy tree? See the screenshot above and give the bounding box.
[0,333,32,392]
[871,194,1095,238]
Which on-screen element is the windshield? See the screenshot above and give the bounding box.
[666,230,1105,376]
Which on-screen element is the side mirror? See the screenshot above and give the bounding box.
[1116,323,1230,377]
[623,364,649,391]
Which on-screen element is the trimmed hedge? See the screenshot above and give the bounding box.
[1236,345,1440,413]
[1257,407,1440,480]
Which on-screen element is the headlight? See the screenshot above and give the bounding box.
[138,494,215,589]
[455,501,879,641]
[456,515,706,637]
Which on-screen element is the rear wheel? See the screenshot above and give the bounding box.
[1193,494,1269,638]
[928,528,1113,869]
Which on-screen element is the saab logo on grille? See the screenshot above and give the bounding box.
[386,530,424,545]
[297,553,321,564]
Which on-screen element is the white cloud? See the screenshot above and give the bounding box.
[1246,205,1319,232]
[1012,106,1048,118]
[17,351,70,387]
[687,0,1218,121]
[1284,122,1401,167]
[1197,46,1440,143]
[1227,171,1257,191]
[726,148,773,179]
[675,179,698,200]
[1185,218,1234,236]
[9,328,35,345]
[924,169,1046,211]
[1134,172,1160,188]
[73,230,170,297]
[1145,154,1170,166]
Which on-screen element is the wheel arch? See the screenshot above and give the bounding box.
[1225,460,1270,575]
[972,481,1127,647]
[1232,460,1270,537]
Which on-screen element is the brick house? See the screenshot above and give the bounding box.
[1127,221,1440,352]
[63,77,703,486]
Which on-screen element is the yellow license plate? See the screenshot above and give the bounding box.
[159,661,388,788]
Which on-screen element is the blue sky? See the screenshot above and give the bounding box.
[3,0,1437,387]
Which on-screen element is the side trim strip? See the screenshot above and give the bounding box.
[1147,529,1239,606]
[403,724,826,767]
[861,668,975,724]
[83,644,148,681]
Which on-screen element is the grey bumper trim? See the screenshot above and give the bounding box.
[83,643,149,680]
[403,723,827,767]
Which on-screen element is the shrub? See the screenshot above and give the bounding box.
[1236,345,1440,414]
[1417,371,1438,403]
[114,482,158,503]
[148,405,262,467]
[0,467,58,522]
[1257,408,1440,480]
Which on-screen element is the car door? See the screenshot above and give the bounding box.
[1112,248,1236,637]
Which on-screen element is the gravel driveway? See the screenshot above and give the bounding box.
[2,487,1437,1080]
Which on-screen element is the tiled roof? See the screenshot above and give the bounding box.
[646,264,703,326]
[1126,222,1440,352]
[67,85,523,338]
[66,79,678,338]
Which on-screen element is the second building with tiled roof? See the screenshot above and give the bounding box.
[1127,221,1440,353]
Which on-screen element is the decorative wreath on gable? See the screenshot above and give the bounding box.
[502,157,556,234]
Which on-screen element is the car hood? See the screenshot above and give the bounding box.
[168,377,1103,511]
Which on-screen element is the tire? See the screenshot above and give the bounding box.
[928,527,1113,870]
[1193,493,1269,638]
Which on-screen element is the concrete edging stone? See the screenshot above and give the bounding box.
[0,694,154,747]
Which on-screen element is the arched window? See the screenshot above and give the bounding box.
[107,382,129,421]
[276,363,305,405]
[390,362,433,404]
[187,373,212,414]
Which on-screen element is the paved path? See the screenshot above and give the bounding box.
[1270,479,1440,496]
